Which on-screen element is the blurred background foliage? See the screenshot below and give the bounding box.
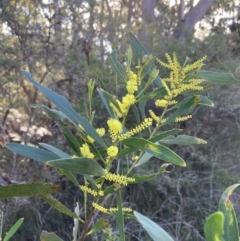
[1,0,240,240]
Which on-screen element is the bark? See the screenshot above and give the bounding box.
[138,0,156,52]
[173,0,215,40]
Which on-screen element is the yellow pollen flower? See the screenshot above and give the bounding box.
[175,115,192,122]
[155,99,168,107]
[107,119,122,140]
[104,172,135,186]
[80,185,104,196]
[96,128,105,137]
[80,143,94,158]
[92,202,108,213]
[107,146,119,157]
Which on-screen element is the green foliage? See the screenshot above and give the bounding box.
[2,33,240,241]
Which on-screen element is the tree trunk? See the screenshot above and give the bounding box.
[138,0,156,52]
[173,0,215,40]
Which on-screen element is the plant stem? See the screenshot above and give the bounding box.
[116,190,125,241]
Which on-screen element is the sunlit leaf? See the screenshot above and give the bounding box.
[219,184,240,241]
[0,183,60,201]
[204,211,224,241]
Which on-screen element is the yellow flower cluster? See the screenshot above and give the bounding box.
[126,70,139,94]
[104,172,135,186]
[175,115,192,122]
[155,53,206,108]
[80,143,94,158]
[119,118,152,140]
[107,146,119,157]
[107,118,122,141]
[111,94,136,118]
[80,185,104,197]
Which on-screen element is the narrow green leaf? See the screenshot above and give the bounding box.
[162,96,198,126]
[40,230,64,241]
[97,88,115,118]
[132,104,141,126]
[58,169,80,188]
[6,143,59,163]
[21,70,106,148]
[47,157,105,176]
[3,218,24,241]
[219,184,240,241]
[149,129,182,143]
[41,194,80,220]
[117,147,136,158]
[108,50,126,82]
[0,183,60,201]
[121,138,186,166]
[129,32,161,87]
[132,164,170,183]
[204,212,224,241]
[63,126,81,156]
[198,95,214,107]
[196,71,240,85]
[138,87,166,102]
[39,143,71,158]
[116,190,125,241]
[159,135,207,145]
[32,104,74,125]
[145,144,186,167]
[87,218,109,235]
[134,211,174,241]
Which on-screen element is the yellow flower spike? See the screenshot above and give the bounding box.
[175,115,192,122]
[107,146,119,157]
[104,172,135,186]
[92,202,108,213]
[80,185,98,196]
[149,110,160,122]
[80,143,94,158]
[119,118,153,140]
